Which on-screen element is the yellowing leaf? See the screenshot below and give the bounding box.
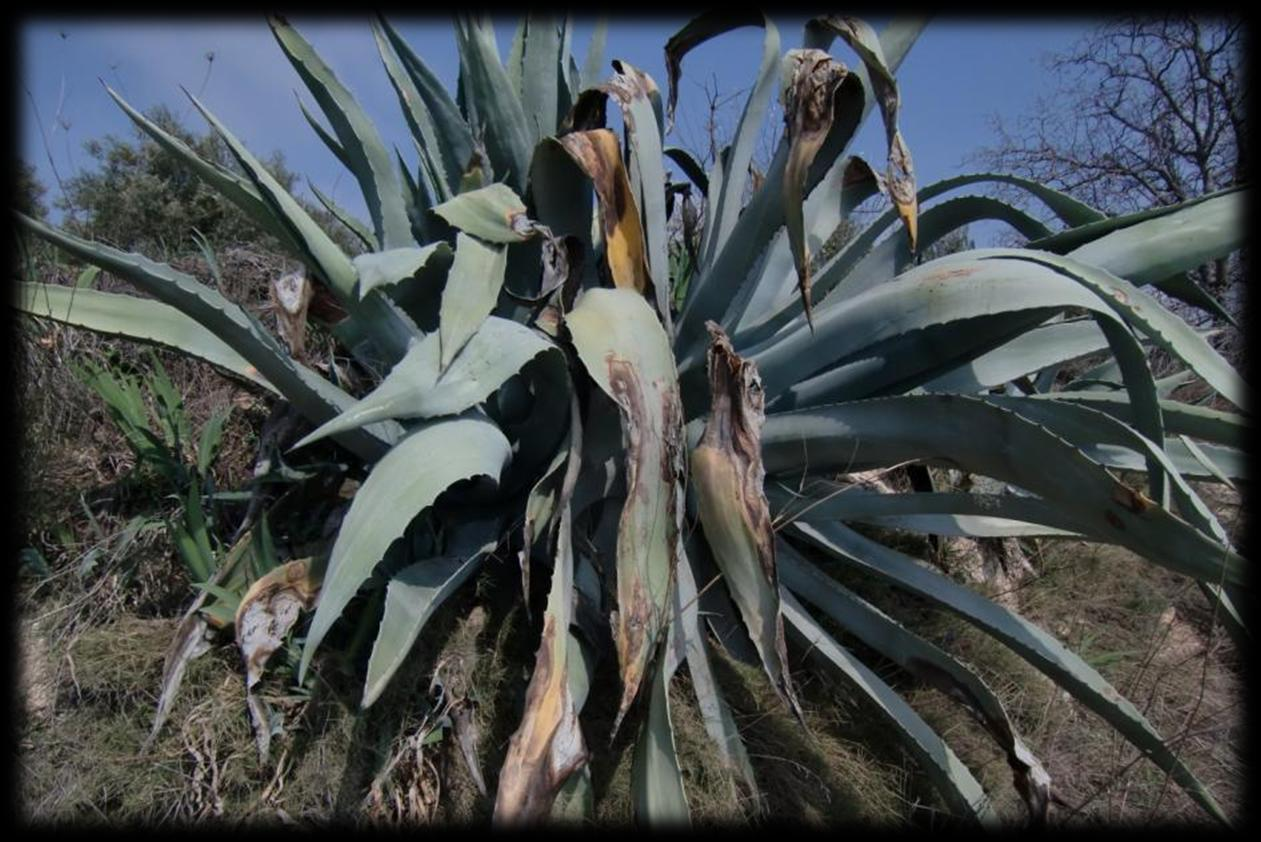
[557,129,652,295]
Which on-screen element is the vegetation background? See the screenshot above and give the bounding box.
[13,14,1245,827]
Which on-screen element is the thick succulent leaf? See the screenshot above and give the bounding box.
[557,129,652,295]
[309,180,378,252]
[270,15,414,249]
[663,146,709,195]
[845,195,1052,299]
[362,554,484,708]
[18,283,277,394]
[921,318,1109,394]
[433,183,531,244]
[757,396,1245,587]
[519,15,562,143]
[297,95,351,172]
[1028,186,1243,257]
[781,590,997,825]
[376,15,473,198]
[674,11,930,355]
[779,542,1050,821]
[102,84,300,254]
[789,520,1230,826]
[670,537,759,798]
[353,243,452,298]
[631,649,690,827]
[952,250,1248,410]
[294,315,554,448]
[729,155,883,332]
[769,483,1083,539]
[494,398,587,824]
[691,324,801,716]
[578,17,608,92]
[601,60,672,330]
[15,214,397,463]
[666,12,779,272]
[1028,391,1245,450]
[298,418,511,682]
[567,288,685,735]
[734,171,1103,348]
[438,233,509,370]
[453,14,533,192]
[722,260,1128,408]
[183,91,357,302]
[519,445,569,613]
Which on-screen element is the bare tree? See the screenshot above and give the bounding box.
[978,15,1245,323]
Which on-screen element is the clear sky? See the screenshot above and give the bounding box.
[18,16,1097,245]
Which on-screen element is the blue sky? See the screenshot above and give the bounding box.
[19,16,1096,244]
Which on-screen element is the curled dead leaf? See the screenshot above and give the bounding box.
[235,558,320,761]
[780,49,852,330]
[691,322,802,719]
[270,270,315,359]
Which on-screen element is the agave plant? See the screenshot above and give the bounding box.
[15,13,1247,826]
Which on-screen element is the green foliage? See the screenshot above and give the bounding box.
[14,14,1246,828]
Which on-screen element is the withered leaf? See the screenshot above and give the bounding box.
[780,49,852,330]
[557,129,653,296]
[235,558,320,761]
[691,322,801,719]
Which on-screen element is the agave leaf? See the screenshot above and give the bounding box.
[663,146,709,195]
[269,15,414,250]
[438,233,509,370]
[18,283,278,394]
[293,315,554,449]
[789,520,1230,825]
[494,394,587,824]
[1029,186,1244,258]
[757,396,1245,587]
[921,318,1109,395]
[519,14,562,144]
[453,14,533,193]
[353,243,452,298]
[781,590,998,824]
[102,84,301,255]
[631,646,690,826]
[1028,392,1245,450]
[557,129,653,295]
[579,17,608,92]
[960,250,1247,410]
[769,483,1083,539]
[671,536,760,798]
[666,12,779,272]
[518,446,569,618]
[675,17,924,355]
[182,90,362,304]
[298,417,511,683]
[779,49,863,328]
[296,94,351,172]
[600,60,672,331]
[236,558,320,760]
[15,214,398,463]
[567,288,685,736]
[308,180,378,252]
[432,183,532,244]
[727,155,885,332]
[691,323,801,717]
[362,554,484,708]
[376,15,474,198]
[810,17,918,249]
[779,542,1050,822]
